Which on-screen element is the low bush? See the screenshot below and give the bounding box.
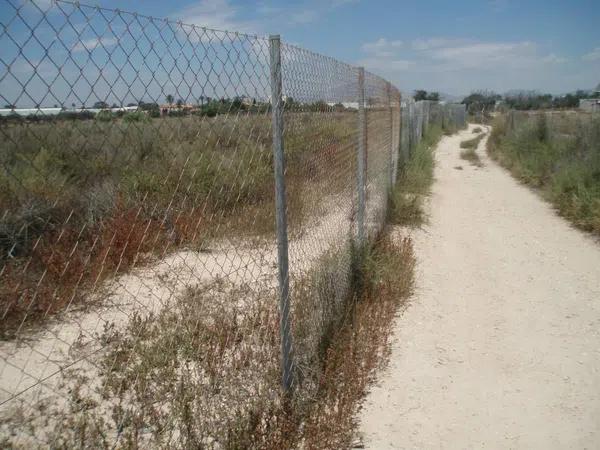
[122,110,149,123]
[95,110,114,122]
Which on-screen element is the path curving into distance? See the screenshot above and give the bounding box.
[358,124,600,449]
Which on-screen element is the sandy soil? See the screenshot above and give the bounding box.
[358,125,600,449]
[0,183,388,434]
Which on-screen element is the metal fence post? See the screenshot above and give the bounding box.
[357,67,366,245]
[407,101,412,156]
[269,34,293,393]
[393,93,402,184]
[387,82,394,190]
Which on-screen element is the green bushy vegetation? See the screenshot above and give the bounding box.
[0,111,356,337]
[388,125,444,225]
[488,112,600,235]
[461,89,600,113]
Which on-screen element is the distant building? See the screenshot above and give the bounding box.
[0,107,62,116]
[159,103,198,116]
[579,98,600,113]
[0,105,139,117]
[240,96,255,107]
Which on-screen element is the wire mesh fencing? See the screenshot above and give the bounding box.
[0,0,465,446]
[400,99,467,160]
[504,109,600,159]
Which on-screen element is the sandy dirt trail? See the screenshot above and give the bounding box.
[358,125,600,449]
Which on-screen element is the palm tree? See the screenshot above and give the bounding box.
[166,94,174,105]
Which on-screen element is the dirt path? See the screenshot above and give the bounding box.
[358,125,600,449]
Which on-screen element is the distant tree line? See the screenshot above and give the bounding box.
[503,90,599,110]
[461,91,502,114]
[0,94,353,124]
[461,89,600,112]
[413,90,440,101]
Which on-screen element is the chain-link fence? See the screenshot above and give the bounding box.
[0,0,466,446]
[502,109,600,161]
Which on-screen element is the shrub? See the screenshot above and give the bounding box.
[122,110,149,123]
[95,110,113,122]
[488,112,600,235]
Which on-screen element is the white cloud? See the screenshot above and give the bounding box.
[410,39,566,70]
[428,41,538,69]
[362,37,567,74]
[170,0,258,34]
[290,10,319,25]
[411,38,464,51]
[541,53,567,64]
[361,38,403,58]
[357,57,415,71]
[363,38,543,72]
[356,36,574,95]
[72,37,117,52]
[255,3,281,16]
[582,47,600,62]
[287,0,359,26]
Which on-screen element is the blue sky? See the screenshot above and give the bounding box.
[1,0,599,106]
[54,0,600,96]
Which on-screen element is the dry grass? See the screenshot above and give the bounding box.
[488,112,600,235]
[3,233,415,449]
[460,133,485,150]
[0,112,356,338]
[299,233,415,449]
[459,133,486,167]
[460,148,484,167]
[388,125,444,226]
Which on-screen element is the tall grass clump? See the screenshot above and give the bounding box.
[388,125,443,225]
[460,133,485,150]
[460,133,486,167]
[488,112,600,235]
